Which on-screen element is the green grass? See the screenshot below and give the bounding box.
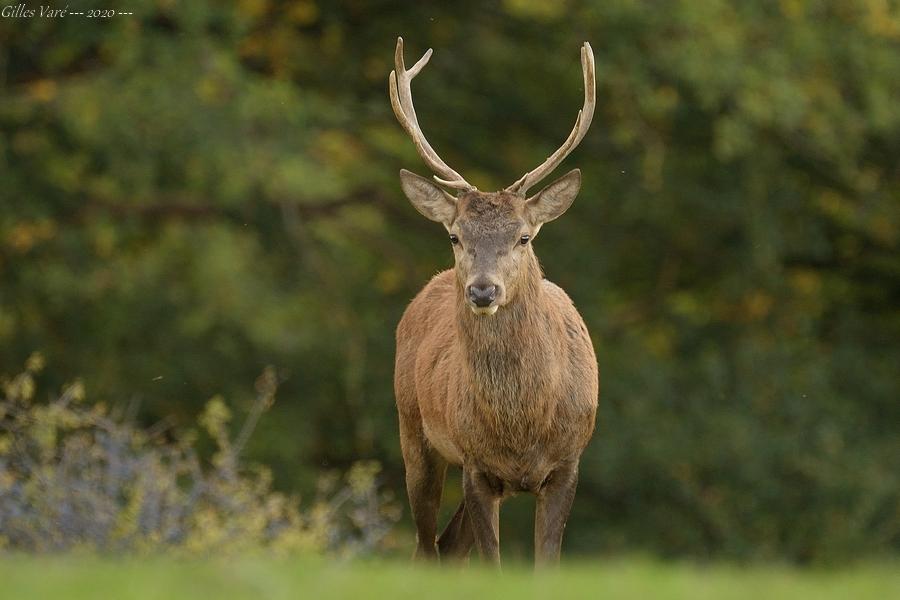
[0,556,897,600]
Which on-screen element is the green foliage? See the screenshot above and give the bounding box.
[0,355,399,556]
[1,1,899,561]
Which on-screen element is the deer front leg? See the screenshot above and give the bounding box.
[534,460,579,567]
[462,467,502,566]
[399,415,447,560]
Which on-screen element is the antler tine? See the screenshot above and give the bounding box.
[507,42,596,196]
[389,37,475,192]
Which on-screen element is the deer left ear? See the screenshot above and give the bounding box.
[524,169,581,225]
[399,169,458,227]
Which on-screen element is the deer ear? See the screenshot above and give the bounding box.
[399,169,457,226]
[525,169,581,225]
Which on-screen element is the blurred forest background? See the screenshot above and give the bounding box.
[1,0,899,563]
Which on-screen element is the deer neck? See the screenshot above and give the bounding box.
[455,253,549,391]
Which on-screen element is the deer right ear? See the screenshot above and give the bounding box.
[399,169,457,226]
[524,169,582,226]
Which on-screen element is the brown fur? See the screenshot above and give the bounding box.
[394,188,599,567]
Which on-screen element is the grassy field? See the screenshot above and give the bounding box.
[0,556,897,600]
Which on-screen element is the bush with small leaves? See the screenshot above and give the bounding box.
[0,354,399,557]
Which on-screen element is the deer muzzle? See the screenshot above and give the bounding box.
[467,282,501,315]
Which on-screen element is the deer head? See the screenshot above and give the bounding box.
[390,38,595,315]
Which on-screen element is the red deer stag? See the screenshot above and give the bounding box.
[390,37,598,567]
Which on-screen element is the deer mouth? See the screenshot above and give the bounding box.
[471,305,499,316]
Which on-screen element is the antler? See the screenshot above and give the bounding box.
[506,42,596,196]
[389,37,476,192]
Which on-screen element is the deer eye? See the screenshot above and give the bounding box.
[519,234,531,245]
[449,234,459,245]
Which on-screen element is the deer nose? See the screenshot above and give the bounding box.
[467,283,498,307]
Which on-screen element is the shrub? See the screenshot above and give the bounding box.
[0,354,399,557]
